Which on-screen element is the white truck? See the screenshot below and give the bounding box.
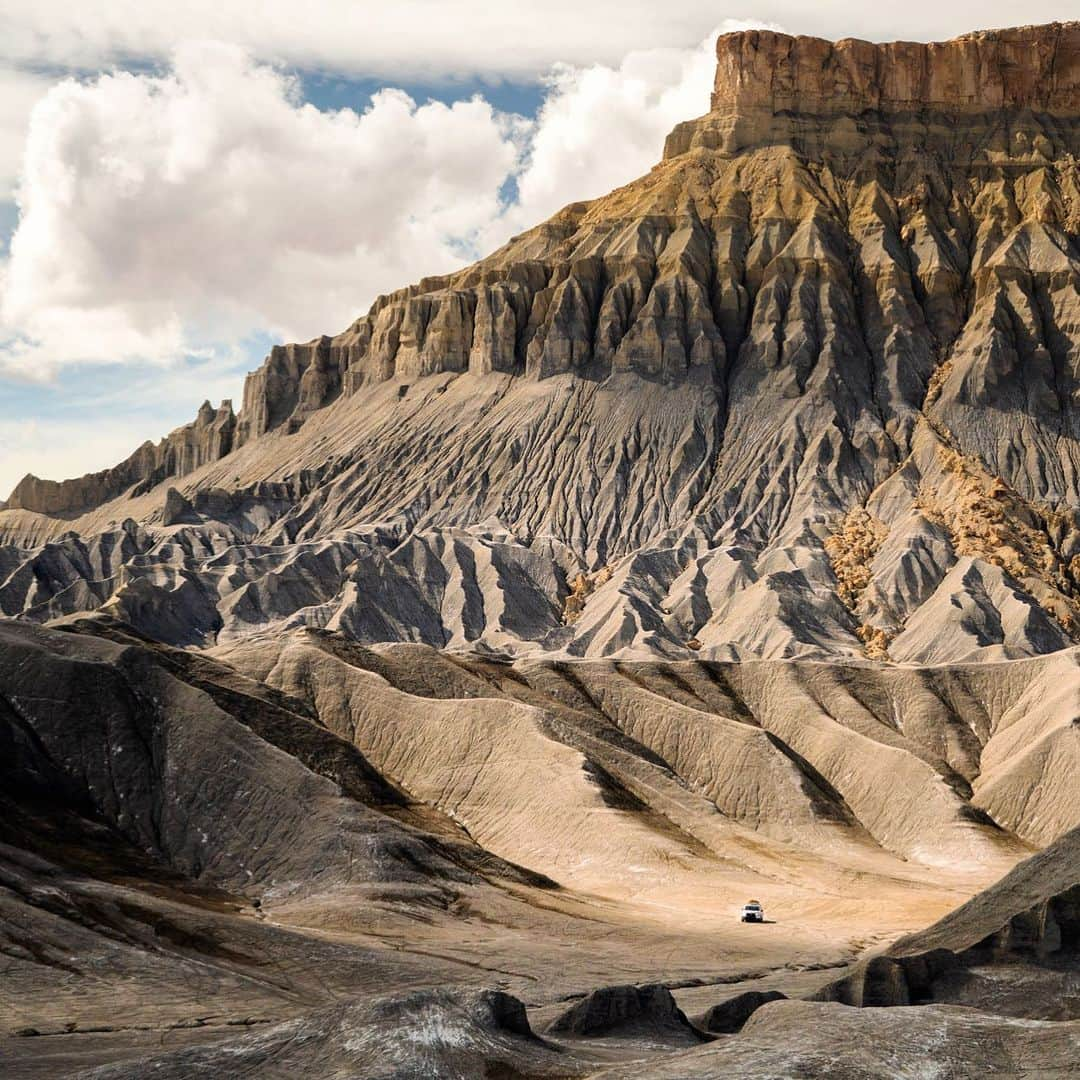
[740,900,765,923]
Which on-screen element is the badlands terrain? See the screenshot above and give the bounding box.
[3,20,1080,1079]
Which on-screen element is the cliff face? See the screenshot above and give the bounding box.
[8,399,235,516]
[19,25,1080,492]
[3,23,1080,666]
[710,23,1080,116]
[235,23,1080,440]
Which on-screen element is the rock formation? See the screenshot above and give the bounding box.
[5,22,1080,1078]
[3,24,1080,664]
[3,613,1079,1076]
[709,23,1080,116]
[693,990,787,1034]
[82,989,583,1080]
[816,823,1080,1012]
[6,399,235,516]
[545,984,706,1045]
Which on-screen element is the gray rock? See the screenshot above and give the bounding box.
[546,983,705,1045]
[694,990,786,1033]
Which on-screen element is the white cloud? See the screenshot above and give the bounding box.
[0,28,747,381]
[0,67,52,199]
[494,27,735,239]
[0,41,526,377]
[1,1,1076,79]
[0,2,764,79]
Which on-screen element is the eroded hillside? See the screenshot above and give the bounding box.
[5,23,1080,1076]
[2,614,1079,1076]
[2,23,1079,663]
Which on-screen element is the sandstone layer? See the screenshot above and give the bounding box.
[4,26,1080,664]
[710,23,1080,116]
[7,400,235,517]
[4,21,1080,1079]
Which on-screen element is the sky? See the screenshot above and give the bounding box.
[1,1,1077,499]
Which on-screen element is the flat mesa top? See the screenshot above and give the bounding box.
[711,22,1080,115]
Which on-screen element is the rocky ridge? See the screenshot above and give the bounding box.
[7,400,235,517]
[5,22,1080,1079]
[709,23,1080,116]
[3,613,1079,1077]
[3,22,1080,665]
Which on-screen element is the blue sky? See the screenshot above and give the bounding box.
[0,62,550,498]
[0,61,558,498]
[302,72,547,120]
[1,0,1076,499]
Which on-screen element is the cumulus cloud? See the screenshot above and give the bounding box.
[0,1,720,79]
[1,41,526,377]
[1,1,1076,78]
[0,68,52,200]
[0,27,752,380]
[8,1,1073,382]
[496,28,729,239]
